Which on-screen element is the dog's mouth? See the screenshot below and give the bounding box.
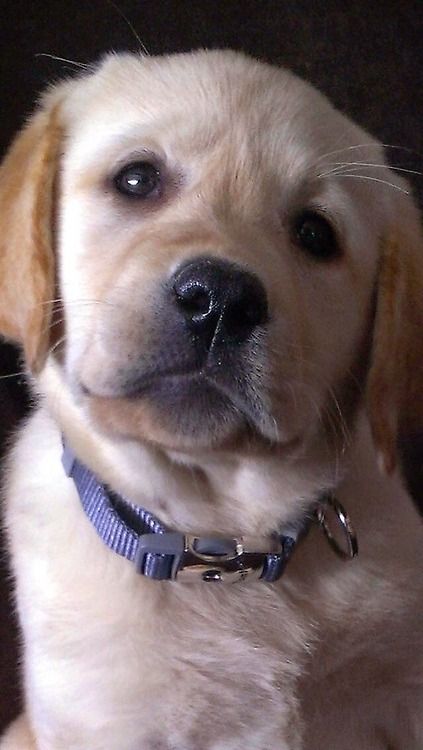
[81,359,281,449]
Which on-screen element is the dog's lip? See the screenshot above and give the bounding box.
[80,366,215,398]
[81,368,245,411]
[80,371,303,453]
[80,367,279,441]
[124,367,213,397]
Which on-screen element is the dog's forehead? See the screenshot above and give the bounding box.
[62,50,359,175]
[71,50,306,122]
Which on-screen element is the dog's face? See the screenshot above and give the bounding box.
[0,50,422,470]
[57,51,384,454]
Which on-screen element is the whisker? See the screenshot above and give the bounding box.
[47,335,68,357]
[39,299,107,307]
[105,0,150,55]
[39,297,144,318]
[43,318,67,333]
[318,162,423,179]
[325,386,353,448]
[0,370,27,381]
[316,143,423,166]
[318,173,410,194]
[316,143,382,165]
[35,53,89,70]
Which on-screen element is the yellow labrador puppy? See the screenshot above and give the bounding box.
[0,50,422,750]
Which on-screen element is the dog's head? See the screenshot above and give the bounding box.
[0,50,422,473]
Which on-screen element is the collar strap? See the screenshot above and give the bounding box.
[62,444,341,583]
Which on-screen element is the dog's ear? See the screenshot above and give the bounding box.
[0,95,63,372]
[367,194,423,474]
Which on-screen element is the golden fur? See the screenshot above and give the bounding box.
[0,50,422,749]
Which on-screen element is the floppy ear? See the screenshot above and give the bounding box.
[367,196,423,474]
[0,96,63,372]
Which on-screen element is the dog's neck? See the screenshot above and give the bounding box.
[39,360,381,540]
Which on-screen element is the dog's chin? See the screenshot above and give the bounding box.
[80,373,260,452]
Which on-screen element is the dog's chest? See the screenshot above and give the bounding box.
[8,425,305,749]
[22,548,304,749]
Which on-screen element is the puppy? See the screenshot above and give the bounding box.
[0,49,422,750]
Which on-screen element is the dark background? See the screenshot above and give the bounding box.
[0,0,422,731]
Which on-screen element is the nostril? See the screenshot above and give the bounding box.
[173,281,213,320]
[225,285,268,339]
[229,299,262,329]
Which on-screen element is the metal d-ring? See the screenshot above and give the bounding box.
[317,494,358,560]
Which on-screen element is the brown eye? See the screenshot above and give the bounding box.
[294,210,340,261]
[113,161,161,199]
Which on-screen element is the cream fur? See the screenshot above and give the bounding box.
[0,50,423,749]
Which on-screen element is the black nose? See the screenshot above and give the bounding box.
[172,256,268,350]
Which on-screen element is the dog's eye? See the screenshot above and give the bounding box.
[113,161,161,198]
[294,211,340,261]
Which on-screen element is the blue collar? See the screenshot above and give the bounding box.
[62,442,357,583]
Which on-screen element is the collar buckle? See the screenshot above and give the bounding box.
[177,535,283,583]
[134,531,284,583]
